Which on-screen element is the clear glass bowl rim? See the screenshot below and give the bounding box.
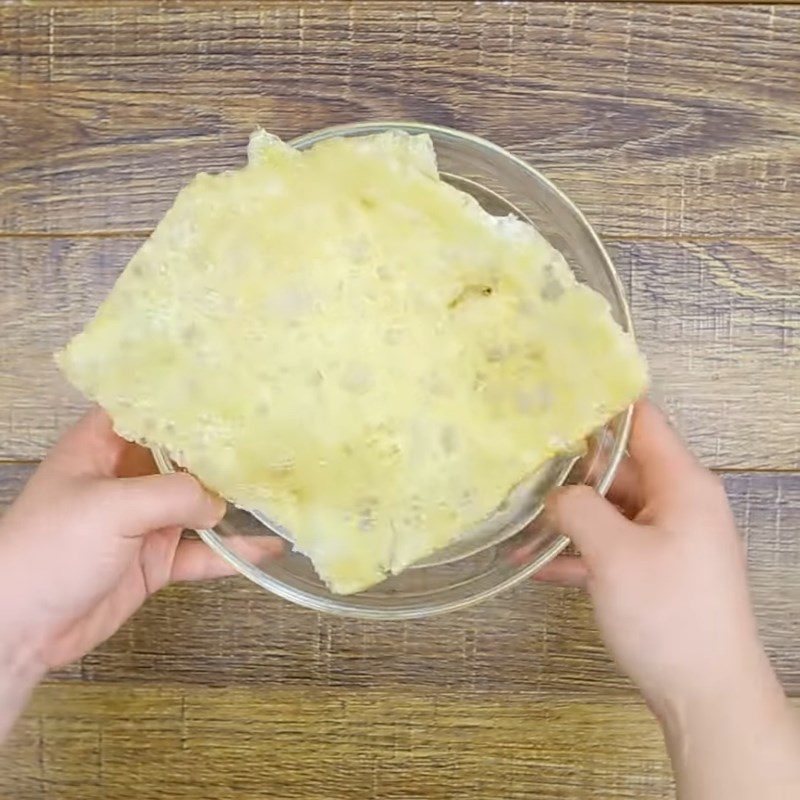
[157,120,636,620]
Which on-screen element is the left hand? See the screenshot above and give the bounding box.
[0,407,275,673]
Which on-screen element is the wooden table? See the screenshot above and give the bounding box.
[1,3,798,798]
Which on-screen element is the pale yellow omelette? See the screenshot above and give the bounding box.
[58,130,647,594]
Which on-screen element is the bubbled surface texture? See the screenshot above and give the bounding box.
[58,130,647,593]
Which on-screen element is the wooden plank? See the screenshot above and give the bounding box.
[1,236,797,467]
[3,684,799,800]
[0,237,127,460]
[612,240,800,471]
[0,3,798,237]
[2,464,798,695]
[0,683,677,800]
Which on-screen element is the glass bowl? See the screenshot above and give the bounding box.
[153,121,635,619]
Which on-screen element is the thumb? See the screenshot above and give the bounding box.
[546,485,635,567]
[109,472,226,533]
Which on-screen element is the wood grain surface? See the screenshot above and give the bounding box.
[2,686,799,800]
[0,3,798,238]
[3,684,680,800]
[0,2,798,799]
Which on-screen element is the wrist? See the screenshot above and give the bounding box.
[0,623,46,740]
[656,643,800,800]
[0,540,47,740]
[655,640,787,741]
[0,631,46,690]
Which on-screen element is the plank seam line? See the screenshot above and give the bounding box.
[0,232,798,245]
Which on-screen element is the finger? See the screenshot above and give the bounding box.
[47,406,128,476]
[170,536,284,583]
[533,555,588,589]
[547,485,636,565]
[109,472,226,533]
[49,407,159,480]
[605,457,641,517]
[58,405,115,445]
[629,400,700,494]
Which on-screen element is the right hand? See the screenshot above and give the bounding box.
[537,401,768,719]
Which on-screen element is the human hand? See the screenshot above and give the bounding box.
[0,407,277,678]
[537,400,765,718]
[537,401,800,800]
